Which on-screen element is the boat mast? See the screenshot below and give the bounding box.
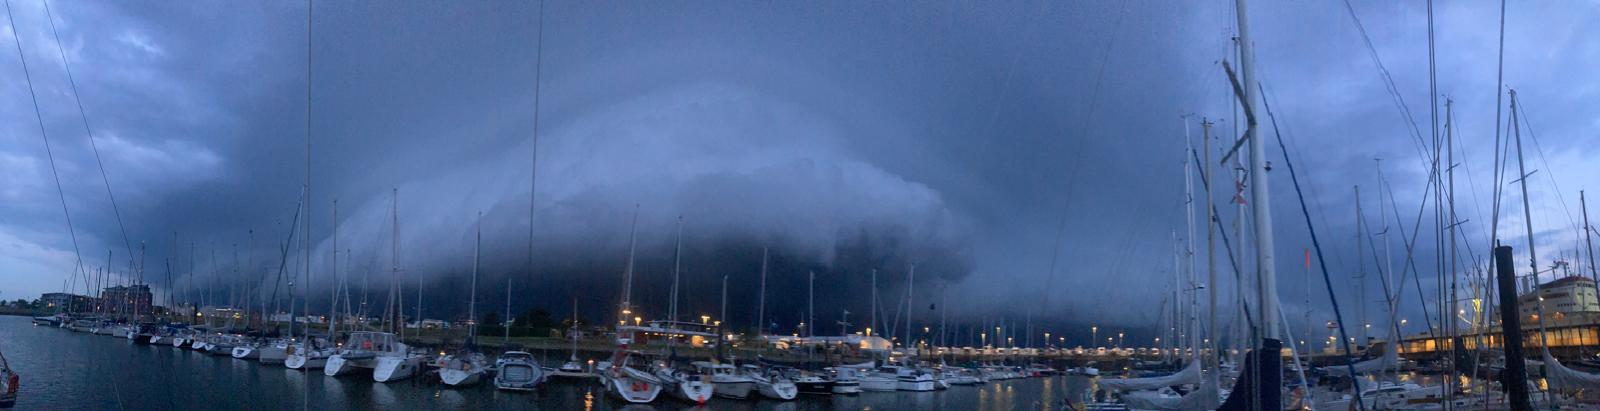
[391,189,401,337]
[1356,186,1365,344]
[469,211,481,346]
[619,206,639,323]
[807,271,814,338]
[669,216,683,326]
[1201,118,1218,390]
[757,246,768,337]
[869,269,877,337]
[1584,191,1597,283]
[1233,0,1275,342]
[330,200,339,338]
[905,264,915,353]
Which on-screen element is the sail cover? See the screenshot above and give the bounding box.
[1119,380,1222,411]
[1542,349,1600,390]
[1323,341,1398,376]
[1099,360,1202,391]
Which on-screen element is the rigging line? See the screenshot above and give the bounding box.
[1512,96,1584,244]
[1487,0,1508,251]
[1259,81,1348,274]
[7,0,89,295]
[1037,0,1125,321]
[41,0,134,269]
[1339,0,1431,169]
[1261,82,1365,409]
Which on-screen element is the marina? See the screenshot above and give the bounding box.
[1,0,1599,409]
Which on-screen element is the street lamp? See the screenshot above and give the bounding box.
[1044,332,1051,348]
[1117,331,1124,349]
[701,315,710,324]
[1091,325,1098,348]
[634,317,641,326]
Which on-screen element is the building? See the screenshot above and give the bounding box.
[100,285,154,316]
[40,293,95,313]
[1519,276,1600,321]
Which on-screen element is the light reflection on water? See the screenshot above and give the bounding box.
[0,316,1094,410]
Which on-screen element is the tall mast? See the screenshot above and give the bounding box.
[869,269,877,337]
[1355,186,1365,344]
[1584,191,1597,283]
[669,216,683,325]
[905,264,916,352]
[330,199,339,337]
[757,246,768,337]
[505,278,512,344]
[469,211,481,346]
[1233,0,1276,341]
[391,189,401,336]
[807,271,814,338]
[619,206,639,322]
[1201,119,1218,390]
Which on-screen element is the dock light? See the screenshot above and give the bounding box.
[701,315,710,324]
[714,321,720,327]
[634,317,641,326]
[866,327,873,336]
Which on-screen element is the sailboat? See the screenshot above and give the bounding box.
[598,210,662,403]
[0,346,16,408]
[373,190,427,383]
[326,331,393,377]
[437,212,490,388]
[744,364,798,400]
[546,301,590,380]
[496,3,550,392]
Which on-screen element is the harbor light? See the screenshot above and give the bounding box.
[701,315,710,324]
[633,317,641,326]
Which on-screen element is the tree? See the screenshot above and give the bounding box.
[514,308,556,329]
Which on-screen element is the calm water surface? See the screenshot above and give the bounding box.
[0,316,1089,410]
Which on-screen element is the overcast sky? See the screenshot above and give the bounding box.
[2,0,1596,347]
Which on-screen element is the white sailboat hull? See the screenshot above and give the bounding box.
[257,347,288,365]
[231,346,258,360]
[440,368,484,387]
[756,380,798,400]
[604,368,663,404]
[373,356,423,383]
[285,353,328,370]
[712,380,755,399]
[495,363,544,391]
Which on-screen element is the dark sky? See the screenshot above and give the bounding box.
[2,0,1596,347]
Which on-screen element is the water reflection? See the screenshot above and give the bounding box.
[2,316,1098,410]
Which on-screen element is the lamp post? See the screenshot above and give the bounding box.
[1044,332,1051,348]
[701,315,710,325]
[1091,325,1098,349]
[1117,331,1124,350]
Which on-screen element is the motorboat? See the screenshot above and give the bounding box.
[827,367,862,395]
[694,361,755,399]
[858,367,898,392]
[743,364,797,401]
[493,351,545,391]
[789,369,835,395]
[886,365,935,392]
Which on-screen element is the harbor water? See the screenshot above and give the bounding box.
[0,316,1089,410]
